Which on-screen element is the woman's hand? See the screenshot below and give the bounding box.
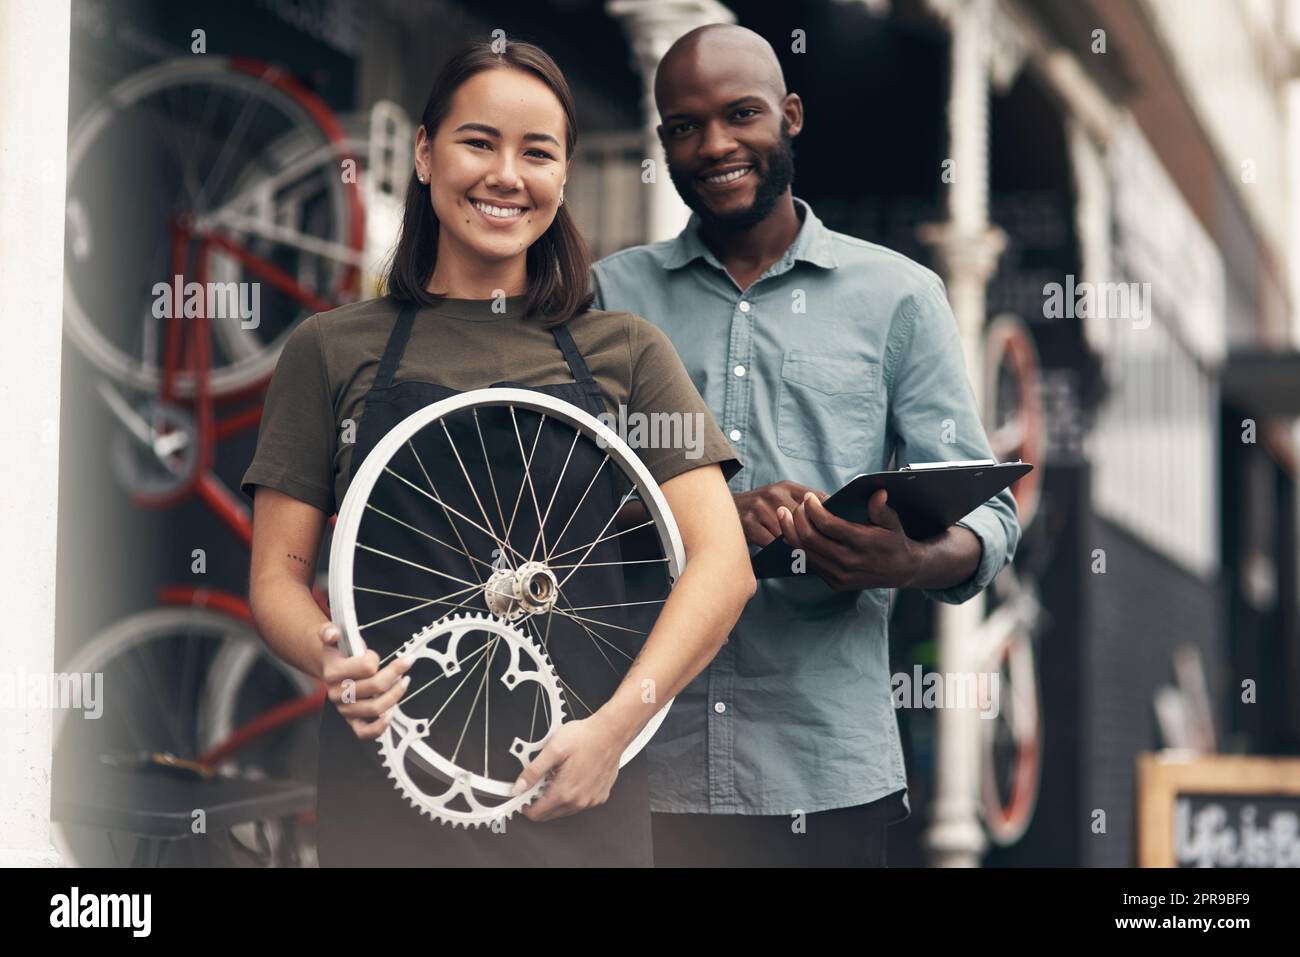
[512,713,630,822]
[319,622,412,740]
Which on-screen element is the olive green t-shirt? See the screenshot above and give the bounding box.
[240,295,740,514]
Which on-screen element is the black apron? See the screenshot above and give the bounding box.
[318,301,652,867]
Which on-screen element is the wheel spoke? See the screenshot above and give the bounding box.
[365,503,497,572]
[125,647,185,754]
[356,583,478,606]
[356,543,477,590]
[556,674,595,716]
[403,638,493,712]
[553,606,621,675]
[554,487,638,589]
[528,610,555,740]
[184,80,220,203]
[528,428,580,563]
[503,413,546,552]
[549,606,645,642]
[451,637,498,770]
[510,406,550,561]
[522,616,597,718]
[440,417,506,558]
[152,87,203,208]
[193,83,264,214]
[546,518,658,563]
[359,589,478,632]
[176,632,200,750]
[404,441,487,583]
[473,408,510,544]
[562,597,667,613]
[544,453,611,562]
[549,557,670,570]
[384,462,528,568]
[118,651,168,754]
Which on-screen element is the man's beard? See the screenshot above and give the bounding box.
[668,125,796,232]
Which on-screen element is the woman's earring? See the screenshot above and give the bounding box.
[559,188,565,206]
[417,171,427,184]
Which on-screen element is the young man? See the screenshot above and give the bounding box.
[592,24,1021,867]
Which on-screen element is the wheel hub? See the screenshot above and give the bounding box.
[484,561,559,620]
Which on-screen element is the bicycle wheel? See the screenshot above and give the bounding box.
[199,636,322,866]
[64,56,364,398]
[979,627,1042,846]
[52,607,317,867]
[984,314,1045,529]
[329,388,685,828]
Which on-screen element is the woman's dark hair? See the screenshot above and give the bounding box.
[386,40,594,325]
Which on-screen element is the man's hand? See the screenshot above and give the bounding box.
[777,489,923,591]
[733,480,828,546]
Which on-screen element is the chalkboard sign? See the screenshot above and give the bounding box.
[1137,754,1300,867]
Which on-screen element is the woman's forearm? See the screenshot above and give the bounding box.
[593,543,755,746]
[248,488,333,679]
[250,576,331,679]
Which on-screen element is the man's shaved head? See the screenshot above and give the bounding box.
[651,23,802,232]
[654,24,787,113]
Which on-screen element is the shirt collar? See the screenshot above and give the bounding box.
[659,196,839,272]
[427,295,529,321]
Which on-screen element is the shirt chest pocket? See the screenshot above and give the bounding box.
[776,350,880,467]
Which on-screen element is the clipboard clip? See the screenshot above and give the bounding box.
[900,458,1002,471]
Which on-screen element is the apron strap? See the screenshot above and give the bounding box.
[376,305,603,403]
[374,302,419,389]
[550,322,605,405]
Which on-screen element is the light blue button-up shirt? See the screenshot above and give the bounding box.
[593,198,1021,815]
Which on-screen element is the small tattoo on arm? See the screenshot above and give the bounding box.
[287,553,312,568]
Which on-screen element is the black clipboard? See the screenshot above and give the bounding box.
[751,459,1032,579]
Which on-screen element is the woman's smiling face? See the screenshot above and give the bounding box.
[416,67,568,272]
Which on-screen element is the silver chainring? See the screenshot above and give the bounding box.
[377,611,566,829]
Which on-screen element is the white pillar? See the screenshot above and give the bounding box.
[607,0,736,243]
[1286,1,1300,350]
[918,0,1006,868]
[0,0,71,867]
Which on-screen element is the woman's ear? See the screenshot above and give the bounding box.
[414,125,431,183]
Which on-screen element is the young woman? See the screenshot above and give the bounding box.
[242,40,753,866]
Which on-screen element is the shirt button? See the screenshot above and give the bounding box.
[738,301,750,313]
[713,701,727,714]
[734,364,746,377]
[728,429,741,442]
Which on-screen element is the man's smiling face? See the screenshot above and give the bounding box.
[655,32,802,231]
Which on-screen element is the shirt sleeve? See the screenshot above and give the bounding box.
[626,316,742,486]
[240,314,337,514]
[884,281,1021,605]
